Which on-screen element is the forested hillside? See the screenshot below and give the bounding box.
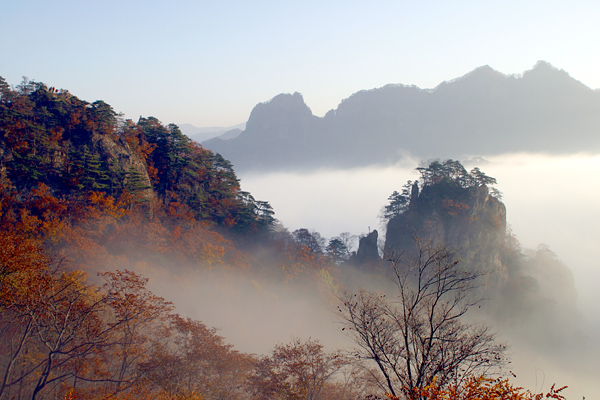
[0,78,575,399]
[0,78,356,399]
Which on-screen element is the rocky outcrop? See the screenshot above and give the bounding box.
[93,135,155,202]
[204,92,323,170]
[244,92,316,138]
[354,230,380,264]
[383,177,582,353]
[385,183,507,283]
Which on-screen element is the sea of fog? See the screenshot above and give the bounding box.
[143,152,599,399]
[239,152,600,319]
[236,152,600,397]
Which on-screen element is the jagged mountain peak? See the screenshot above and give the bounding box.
[521,60,577,83]
[252,92,311,114]
[518,60,594,95]
[434,64,508,93]
[202,62,600,171]
[244,92,315,135]
[465,64,502,78]
[456,64,504,80]
[522,60,566,78]
[530,59,559,72]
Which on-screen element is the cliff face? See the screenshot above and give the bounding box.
[204,92,323,170]
[94,134,155,202]
[383,175,582,352]
[385,182,508,287]
[0,128,156,202]
[353,229,380,264]
[244,92,316,138]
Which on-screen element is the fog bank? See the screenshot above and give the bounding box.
[141,267,348,356]
[239,152,600,318]
[235,152,600,398]
[132,152,600,399]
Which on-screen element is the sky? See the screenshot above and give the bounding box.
[1,1,600,128]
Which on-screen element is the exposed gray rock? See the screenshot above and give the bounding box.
[355,229,380,264]
[385,184,507,288]
[93,135,155,202]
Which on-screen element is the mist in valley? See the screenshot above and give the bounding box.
[184,151,600,399]
[238,152,600,312]
[141,267,346,356]
[125,151,600,399]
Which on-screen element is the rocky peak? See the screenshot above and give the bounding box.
[352,229,380,266]
[385,182,507,280]
[243,92,316,138]
[381,162,582,355]
[526,60,562,76]
[520,60,588,93]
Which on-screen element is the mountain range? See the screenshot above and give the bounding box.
[202,61,600,171]
[179,122,245,143]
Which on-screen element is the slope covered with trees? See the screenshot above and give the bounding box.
[0,77,277,234]
[0,79,577,399]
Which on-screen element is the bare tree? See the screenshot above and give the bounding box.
[0,269,173,400]
[338,240,505,399]
[249,338,364,400]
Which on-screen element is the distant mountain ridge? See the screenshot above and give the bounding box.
[180,122,245,143]
[203,61,600,171]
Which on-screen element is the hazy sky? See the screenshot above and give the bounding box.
[1,1,599,127]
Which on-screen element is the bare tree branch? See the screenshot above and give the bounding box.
[338,240,506,399]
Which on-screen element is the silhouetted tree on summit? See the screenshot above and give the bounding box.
[415,160,497,192]
[380,181,414,222]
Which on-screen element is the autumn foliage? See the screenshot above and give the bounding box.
[0,76,337,279]
[0,77,571,400]
[379,376,567,400]
[0,77,346,399]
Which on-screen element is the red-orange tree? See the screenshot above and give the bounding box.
[379,375,567,400]
[139,314,254,400]
[0,265,175,400]
[249,338,366,400]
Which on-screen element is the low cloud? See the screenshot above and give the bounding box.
[236,152,600,398]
